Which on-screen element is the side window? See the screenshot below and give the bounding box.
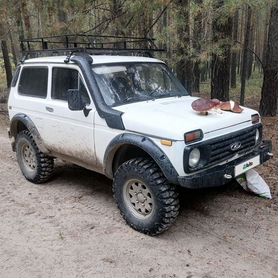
[18,67,48,98]
[52,67,90,104]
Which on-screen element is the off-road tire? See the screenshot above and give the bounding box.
[113,158,180,235]
[15,130,54,184]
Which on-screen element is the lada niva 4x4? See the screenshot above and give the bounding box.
[8,53,272,235]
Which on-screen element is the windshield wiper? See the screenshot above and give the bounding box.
[121,95,153,104]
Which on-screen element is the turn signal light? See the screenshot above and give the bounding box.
[184,129,203,144]
[160,139,173,146]
[251,114,260,124]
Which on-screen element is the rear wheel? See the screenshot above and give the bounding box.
[15,130,54,183]
[113,158,180,235]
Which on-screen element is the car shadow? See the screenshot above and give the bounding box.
[50,161,243,219]
[50,162,113,194]
[179,181,241,211]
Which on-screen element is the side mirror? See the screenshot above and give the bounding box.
[67,89,85,111]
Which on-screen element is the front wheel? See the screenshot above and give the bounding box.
[113,158,180,235]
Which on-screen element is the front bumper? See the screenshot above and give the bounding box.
[178,140,273,189]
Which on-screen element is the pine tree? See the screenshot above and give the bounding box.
[211,0,232,101]
[259,1,278,116]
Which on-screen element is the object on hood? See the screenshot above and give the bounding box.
[191,98,243,114]
[236,169,272,199]
[220,100,243,113]
[191,98,221,114]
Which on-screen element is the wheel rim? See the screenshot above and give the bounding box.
[123,179,154,218]
[21,143,37,171]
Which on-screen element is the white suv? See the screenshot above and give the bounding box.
[8,52,272,235]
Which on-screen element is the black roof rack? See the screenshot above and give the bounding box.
[20,34,165,60]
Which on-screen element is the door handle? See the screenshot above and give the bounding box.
[45,106,54,112]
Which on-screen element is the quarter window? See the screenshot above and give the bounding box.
[11,66,21,87]
[18,67,48,98]
[52,67,90,104]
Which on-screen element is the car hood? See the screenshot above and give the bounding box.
[115,96,258,141]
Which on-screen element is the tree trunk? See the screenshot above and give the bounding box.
[254,11,263,74]
[211,0,232,101]
[176,58,193,94]
[259,1,278,116]
[246,16,254,79]
[111,0,125,36]
[21,0,32,37]
[200,64,207,82]
[193,63,200,92]
[1,40,13,88]
[240,5,252,105]
[15,1,25,41]
[57,0,67,24]
[262,8,271,68]
[47,0,55,28]
[162,6,168,50]
[231,11,239,88]
[237,51,241,74]
[192,0,202,92]
[175,0,193,94]
[8,31,17,66]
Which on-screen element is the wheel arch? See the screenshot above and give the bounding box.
[104,133,179,184]
[10,114,48,153]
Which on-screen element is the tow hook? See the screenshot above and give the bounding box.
[224,174,233,179]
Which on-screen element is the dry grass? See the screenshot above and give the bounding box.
[198,70,263,110]
[0,67,6,89]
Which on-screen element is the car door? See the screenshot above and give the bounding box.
[40,65,96,167]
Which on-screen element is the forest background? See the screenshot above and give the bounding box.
[0,0,277,116]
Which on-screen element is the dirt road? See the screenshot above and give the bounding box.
[0,111,277,278]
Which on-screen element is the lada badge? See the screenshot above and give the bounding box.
[230,142,241,151]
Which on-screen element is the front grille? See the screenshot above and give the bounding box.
[183,124,262,173]
[208,128,257,164]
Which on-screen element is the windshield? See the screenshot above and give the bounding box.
[92,63,188,106]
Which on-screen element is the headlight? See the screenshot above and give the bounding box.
[255,128,260,143]
[189,148,201,168]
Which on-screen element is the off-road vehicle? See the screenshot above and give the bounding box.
[8,35,273,235]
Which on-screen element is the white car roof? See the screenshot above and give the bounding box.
[24,55,163,65]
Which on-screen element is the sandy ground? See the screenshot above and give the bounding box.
[0,109,277,278]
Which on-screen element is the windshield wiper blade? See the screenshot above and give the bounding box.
[122,95,153,104]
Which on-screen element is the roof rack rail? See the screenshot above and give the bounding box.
[20,34,165,60]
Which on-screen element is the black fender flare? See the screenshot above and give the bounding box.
[9,113,49,153]
[103,133,179,184]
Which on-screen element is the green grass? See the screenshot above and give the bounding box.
[0,68,8,103]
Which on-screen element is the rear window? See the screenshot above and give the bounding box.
[18,67,48,98]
